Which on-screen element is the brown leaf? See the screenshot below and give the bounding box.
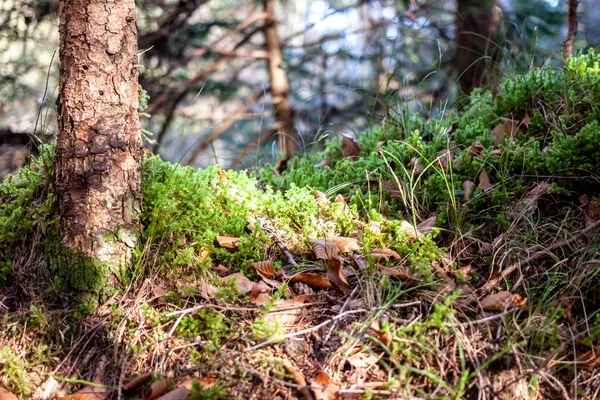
[0,387,18,400]
[383,180,403,199]
[366,221,382,235]
[489,149,502,157]
[409,157,423,174]
[313,190,328,204]
[142,378,173,400]
[490,118,518,145]
[217,169,228,180]
[575,347,600,369]
[375,140,387,153]
[467,139,484,157]
[371,248,401,261]
[251,261,278,278]
[417,215,437,234]
[198,247,210,260]
[311,371,339,400]
[378,266,423,285]
[341,136,361,159]
[521,113,531,128]
[123,373,152,392]
[57,385,109,400]
[327,257,351,294]
[479,291,526,311]
[346,352,380,369]
[249,280,272,304]
[154,378,194,400]
[290,273,332,290]
[463,180,476,200]
[315,158,332,169]
[216,236,240,250]
[478,169,492,191]
[323,235,361,253]
[198,281,219,298]
[333,194,346,204]
[400,220,422,240]
[215,264,229,276]
[309,238,339,260]
[220,272,255,293]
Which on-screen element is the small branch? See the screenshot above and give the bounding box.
[257,219,299,268]
[563,0,579,59]
[479,220,600,294]
[324,286,358,342]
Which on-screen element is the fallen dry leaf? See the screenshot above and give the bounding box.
[57,385,109,400]
[346,352,380,369]
[311,371,339,400]
[217,169,228,180]
[327,257,351,294]
[478,169,492,191]
[410,157,423,174]
[0,387,18,400]
[371,248,401,261]
[215,264,229,276]
[366,221,382,235]
[290,273,332,290]
[323,235,361,253]
[123,373,152,392]
[417,215,437,234]
[479,291,526,311]
[216,236,240,250]
[467,139,484,157]
[463,180,476,200]
[490,118,518,145]
[249,280,272,304]
[198,281,219,298]
[383,180,403,199]
[333,194,345,204]
[400,220,422,240]
[309,238,339,260]
[220,272,255,293]
[378,266,423,285]
[341,136,361,159]
[315,158,332,169]
[154,378,194,400]
[436,149,452,171]
[251,261,278,278]
[313,190,328,204]
[142,378,173,400]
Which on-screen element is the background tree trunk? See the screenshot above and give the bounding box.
[263,0,298,160]
[55,0,143,293]
[453,0,502,95]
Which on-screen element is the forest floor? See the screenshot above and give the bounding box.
[2,52,600,399]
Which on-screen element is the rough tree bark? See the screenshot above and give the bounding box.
[55,0,143,295]
[263,0,298,160]
[453,0,502,95]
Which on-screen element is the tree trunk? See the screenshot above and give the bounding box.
[55,0,143,296]
[453,0,502,95]
[263,0,298,160]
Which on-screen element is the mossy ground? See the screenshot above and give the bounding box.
[1,51,600,399]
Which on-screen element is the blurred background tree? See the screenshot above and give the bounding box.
[0,0,596,171]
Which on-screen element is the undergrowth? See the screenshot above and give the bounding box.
[0,51,600,398]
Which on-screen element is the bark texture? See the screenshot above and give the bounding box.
[56,0,143,272]
[453,0,502,95]
[263,0,298,160]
